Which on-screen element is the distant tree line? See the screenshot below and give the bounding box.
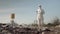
[45,17,60,27]
[29,17,60,27]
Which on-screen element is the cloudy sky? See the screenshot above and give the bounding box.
[0,0,60,24]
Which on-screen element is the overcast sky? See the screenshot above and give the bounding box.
[0,0,60,24]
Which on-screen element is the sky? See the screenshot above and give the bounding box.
[0,0,60,24]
